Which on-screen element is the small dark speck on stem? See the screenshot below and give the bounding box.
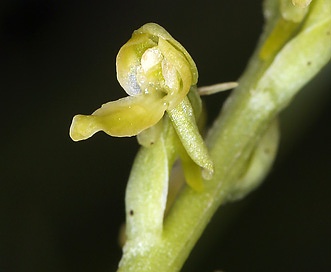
[130,210,134,216]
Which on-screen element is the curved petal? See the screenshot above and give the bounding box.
[158,38,193,109]
[70,94,167,141]
[137,23,198,84]
[116,34,157,96]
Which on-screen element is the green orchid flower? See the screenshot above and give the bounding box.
[70,23,197,140]
[70,23,217,185]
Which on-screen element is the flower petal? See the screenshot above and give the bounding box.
[137,23,198,85]
[158,38,193,109]
[70,94,167,141]
[116,33,157,96]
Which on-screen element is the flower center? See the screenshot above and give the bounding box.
[135,45,180,97]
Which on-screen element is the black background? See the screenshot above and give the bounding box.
[1,1,331,271]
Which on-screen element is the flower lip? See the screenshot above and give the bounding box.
[70,93,167,141]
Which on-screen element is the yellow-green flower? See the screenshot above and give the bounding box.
[70,23,217,188]
[70,23,198,141]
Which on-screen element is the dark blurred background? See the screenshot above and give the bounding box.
[1,1,330,271]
